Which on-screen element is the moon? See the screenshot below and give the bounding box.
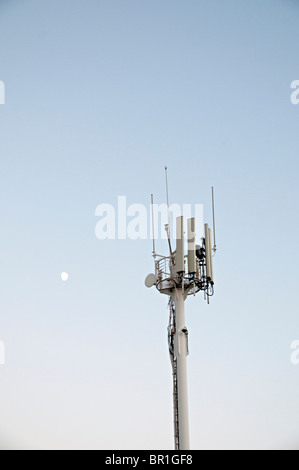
[61,272,69,281]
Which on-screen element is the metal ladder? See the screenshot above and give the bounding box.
[168,299,179,450]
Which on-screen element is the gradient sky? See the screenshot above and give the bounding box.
[0,0,299,450]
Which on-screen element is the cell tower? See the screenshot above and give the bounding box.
[145,168,216,451]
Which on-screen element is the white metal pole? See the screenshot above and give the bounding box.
[173,288,190,450]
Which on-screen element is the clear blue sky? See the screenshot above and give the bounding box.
[0,0,299,450]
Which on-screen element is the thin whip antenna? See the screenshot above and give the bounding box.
[211,186,216,252]
[165,166,171,229]
[165,166,173,256]
[151,194,156,257]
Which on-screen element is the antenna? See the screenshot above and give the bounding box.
[175,216,185,274]
[204,223,212,282]
[164,166,173,256]
[187,218,196,275]
[211,186,217,252]
[151,194,156,257]
[145,169,217,451]
[165,166,170,228]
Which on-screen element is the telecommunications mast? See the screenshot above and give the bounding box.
[145,168,217,450]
